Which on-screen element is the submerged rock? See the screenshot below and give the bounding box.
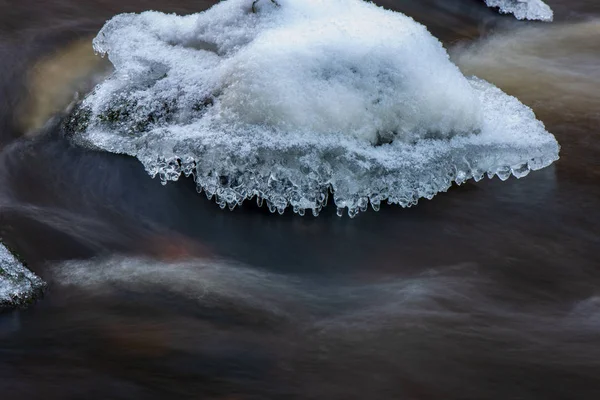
[0,243,46,311]
[69,0,559,217]
[484,0,554,21]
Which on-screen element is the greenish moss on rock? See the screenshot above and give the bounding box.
[63,91,218,139]
[63,105,92,136]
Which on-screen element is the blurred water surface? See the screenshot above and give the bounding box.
[0,1,599,399]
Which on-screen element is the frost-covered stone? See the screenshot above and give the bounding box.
[0,243,46,310]
[484,0,554,21]
[69,0,559,217]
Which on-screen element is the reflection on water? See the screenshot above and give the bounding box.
[19,38,110,136]
[452,19,600,116]
[1,0,600,399]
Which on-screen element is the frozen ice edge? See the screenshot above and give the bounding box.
[484,0,554,22]
[149,141,557,218]
[0,243,46,310]
[72,78,559,218]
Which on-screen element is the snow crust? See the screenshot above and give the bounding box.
[69,0,559,217]
[484,0,554,21]
[0,243,45,310]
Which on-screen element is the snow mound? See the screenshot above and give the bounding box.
[484,0,554,21]
[68,0,559,217]
[1,243,45,310]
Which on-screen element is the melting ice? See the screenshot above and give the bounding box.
[0,243,45,310]
[484,0,554,21]
[68,0,559,217]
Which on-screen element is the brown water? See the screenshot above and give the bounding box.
[1,1,599,399]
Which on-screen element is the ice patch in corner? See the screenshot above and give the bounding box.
[1,243,45,310]
[67,0,559,217]
[484,0,554,22]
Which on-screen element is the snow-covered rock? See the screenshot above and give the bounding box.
[68,0,559,217]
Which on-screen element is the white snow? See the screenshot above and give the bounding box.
[484,0,554,22]
[70,0,560,217]
[0,243,45,309]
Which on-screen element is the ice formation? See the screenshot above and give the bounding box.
[0,243,45,310]
[484,0,554,21]
[68,0,559,217]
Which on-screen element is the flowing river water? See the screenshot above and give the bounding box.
[0,0,599,399]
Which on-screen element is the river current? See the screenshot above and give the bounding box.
[0,1,599,399]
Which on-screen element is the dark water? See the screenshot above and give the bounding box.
[1,0,600,399]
